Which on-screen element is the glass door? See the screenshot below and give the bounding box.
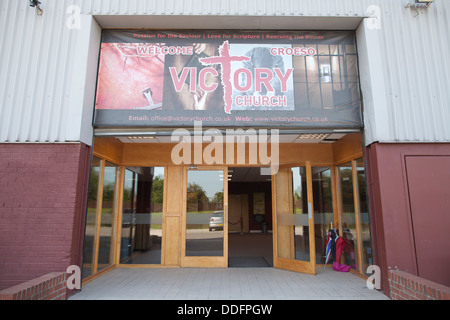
[273,163,316,275]
[181,167,228,267]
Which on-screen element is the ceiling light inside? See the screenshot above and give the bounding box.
[130,136,155,139]
[297,134,329,140]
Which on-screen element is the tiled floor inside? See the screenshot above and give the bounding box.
[70,267,390,300]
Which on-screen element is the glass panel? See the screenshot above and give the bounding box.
[82,156,101,279]
[276,167,310,261]
[312,167,334,264]
[120,167,164,264]
[97,162,118,272]
[292,167,309,261]
[186,170,224,257]
[356,158,373,275]
[338,162,358,271]
[120,169,136,263]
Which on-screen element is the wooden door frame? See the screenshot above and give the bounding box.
[181,166,229,268]
[272,162,316,275]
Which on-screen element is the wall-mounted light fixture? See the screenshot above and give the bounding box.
[406,0,434,9]
[406,0,434,17]
[29,0,43,16]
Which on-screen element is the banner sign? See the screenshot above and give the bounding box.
[94,30,362,129]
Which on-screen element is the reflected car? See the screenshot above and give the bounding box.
[209,211,223,231]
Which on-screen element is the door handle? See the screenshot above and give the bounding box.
[224,203,228,227]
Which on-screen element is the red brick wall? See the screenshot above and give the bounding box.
[0,143,91,291]
[389,270,450,300]
[0,272,68,300]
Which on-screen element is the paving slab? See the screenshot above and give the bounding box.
[70,267,389,300]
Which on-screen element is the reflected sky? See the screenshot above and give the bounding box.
[188,170,224,199]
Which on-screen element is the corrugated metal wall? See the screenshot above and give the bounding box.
[76,0,369,16]
[376,1,450,142]
[0,0,449,143]
[0,0,77,143]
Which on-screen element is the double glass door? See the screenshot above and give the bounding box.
[181,167,228,267]
[181,165,319,274]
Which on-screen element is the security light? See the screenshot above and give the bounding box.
[29,0,43,15]
[29,0,40,7]
[406,0,434,10]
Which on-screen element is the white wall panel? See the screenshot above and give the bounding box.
[0,0,79,143]
[0,0,449,144]
[376,0,450,142]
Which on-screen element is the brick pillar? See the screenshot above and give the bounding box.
[0,143,91,291]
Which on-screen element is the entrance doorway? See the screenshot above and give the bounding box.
[228,167,273,268]
[82,133,373,284]
[180,166,273,268]
[181,167,228,267]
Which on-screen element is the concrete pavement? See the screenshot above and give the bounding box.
[70,267,389,300]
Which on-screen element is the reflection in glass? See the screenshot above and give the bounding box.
[97,162,118,272]
[356,158,373,275]
[312,167,334,264]
[120,167,164,265]
[186,170,224,257]
[292,167,310,262]
[338,162,358,270]
[82,156,101,279]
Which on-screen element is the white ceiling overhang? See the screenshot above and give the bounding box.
[94,15,364,30]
